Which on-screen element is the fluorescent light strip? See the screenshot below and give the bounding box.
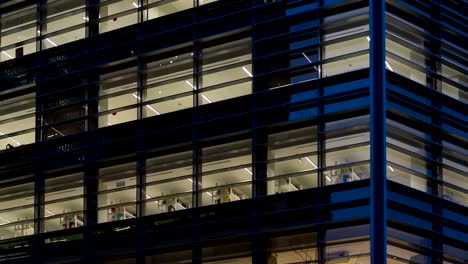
[366,36,371,42]
[46,38,58,47]
[302,52,313,64]
[387,165,395,172]
[132,2,139,8]
[187,178,194,183]
[0,216,11,224]
[201,94,212,103]
[304,157,318,169]
[51,127,65,136]
[325,175,332,182]
[205,192,212,197]
[107,122,112,126]
[146,104,160,115]
[45,209,55,216]
[242,66,253,77]
[244,168,253,175]
[185,80,196,90]
[0,131,22,146]
[1,51,13,59]
[385,61,394,72]
[132,93,141,100]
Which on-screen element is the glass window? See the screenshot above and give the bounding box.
[267,126,318,194]
[200,139,252,206]
[98,162,137,223]
[387,245,428,263]
[144,49,194,117]
[325,241,370,263]
[99,65,138,127]
[387,148,428,192]
[43,172,84,232]
[442,186,467,207]
[144,151,192,215]
[145,0,192,21]
[99,0,138,33]
[0,4,37,61]
[200,38,252,105]
[43,0,86,49]
[321,7,369,77]
[0,91,35,149]
[324,116,370,186]
[0,182,35,240]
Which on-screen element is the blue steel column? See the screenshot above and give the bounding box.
[370,0,386,263]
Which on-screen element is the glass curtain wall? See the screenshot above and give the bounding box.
[324,115,370,186]
[144,151,193,215]
[99,64,138,127]
[322,6,369,77]
[143,47,194,117]
[43,172,84,232]
[0,181,35,240]
[200,139,252,206]
[386,0,467,103]
[0,90,35,149]
[267,126,318,195]
[0,3,36,61]
[43,0,86,49]
[98,162,137,223]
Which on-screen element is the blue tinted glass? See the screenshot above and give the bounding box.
[331,187,369,203]
[325,78,368,96]
[332,205,369,221]
[388,191,432,212]
[388,209,431,230]
[325,97,368,114]
[443,226,468,243]
[443,209,468,224]
[289,107,317,121]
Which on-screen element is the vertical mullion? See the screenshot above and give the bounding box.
[370,0,387,263]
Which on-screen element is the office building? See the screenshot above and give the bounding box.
[0,0,466,263]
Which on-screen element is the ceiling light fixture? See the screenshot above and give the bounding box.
[325,175,332,182]
[45,208,55,216]
[302,52,313,64]
[201,94,212,103]
[387,165,395,172]
[0,216,11,224]
[304,157,318,169]
[185,80,196,90]
[244,168,253,175]
[46,38,58,47]
[146,104,160,115]
[132,2,140,8]
[132,93,141,100]
[242,66,253,77]
[385,61,394,72]
[0,131,22,146]
[1,51,13,59]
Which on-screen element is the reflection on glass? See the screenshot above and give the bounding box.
[0,92,35,148]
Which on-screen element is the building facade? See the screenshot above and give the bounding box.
[0,0,466,263]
